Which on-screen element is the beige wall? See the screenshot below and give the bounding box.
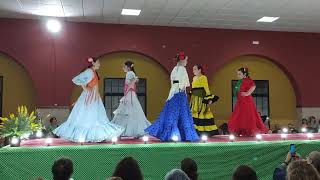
[0,54,36,117]
[210,55,297,127]
[71,52,170,122]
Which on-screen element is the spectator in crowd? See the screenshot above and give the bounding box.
[308,116,317,132]
[273,151,320,180]
[301,118,308,128]
[46,117,59,138]
[232,165,258,180]
[288,123,299,133]
[106,177,123,180]
[219,123,229,135]
[52,157,74,180]
[307,151,320,173]
[287,160,320,180]
[272,124,281,134]
[165,169,190,180]
[181,158,198,180]
[112,157,143,180]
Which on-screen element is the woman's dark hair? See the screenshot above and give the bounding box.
[181,158,198,180]
[52,157,74,180]
[194,64,204,75]
[238,67,249,77]
[302,118,308,124]
[232,165,257,180]
[124,60,135,73]
[49,117,57,123]
[112,157,143,180]
[81,57,100,80]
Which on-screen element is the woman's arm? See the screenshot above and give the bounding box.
[241,85,256,96]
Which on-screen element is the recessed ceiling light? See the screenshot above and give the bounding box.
[257,16,279,23]
[121,9,141,16]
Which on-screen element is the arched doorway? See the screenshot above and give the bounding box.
[210,55,297,127]
[71,51,170,121]
[0,53,36,116]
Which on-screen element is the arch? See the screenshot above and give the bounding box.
[97,50,170,74]
[71,51,170,121]
[0,53,37,116]
[210,55,298,126]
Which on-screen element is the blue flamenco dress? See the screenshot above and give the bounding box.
[145,66,199,142]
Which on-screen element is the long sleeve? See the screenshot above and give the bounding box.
[179,67,190,90]
[72,69,94,86]
[201,76,219,103]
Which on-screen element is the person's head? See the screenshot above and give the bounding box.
[288,123,294,129]
[175,52,188,67]
[165,169,190,180]
[192,65,204,76]
[232,165,257,180]
[181,158,198,180]
[88,57,100,70]
[302,118,308,125]
[112,157,143,180]
[123,60,135,73]
[307,151,320,173]
[52,157,73,180]
[237,67,249,79]
[50,117,57,125]
[287,160,320,180]
[106,177,123,180]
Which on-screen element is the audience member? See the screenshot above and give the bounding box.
[287,160,320,180]
[52,157,74,180]
[232,165,258,180]
[181,158,198,180]
[273,151,320,180]
[165,169,190,180]
[112,157,143,180]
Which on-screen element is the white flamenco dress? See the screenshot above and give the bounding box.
[53,68,124,142]
[111,71,151,137]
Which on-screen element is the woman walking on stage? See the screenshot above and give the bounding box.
[145,52,199,142]
[228,67,268,136]
[53,57,124,142]
[112,60,151,138]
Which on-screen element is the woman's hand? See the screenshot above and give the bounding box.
[241,92,249,96]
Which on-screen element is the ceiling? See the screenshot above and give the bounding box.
[1,0,320,32]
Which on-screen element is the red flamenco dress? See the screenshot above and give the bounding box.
[228,77,268,136]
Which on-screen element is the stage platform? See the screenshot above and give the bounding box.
[0,134,319,180]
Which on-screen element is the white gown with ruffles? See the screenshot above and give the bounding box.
[111,71,151,137]
[53,68,124,142]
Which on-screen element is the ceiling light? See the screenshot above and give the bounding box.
[46,19,61,33]
[257,16,279,23]
[121,9,141,16]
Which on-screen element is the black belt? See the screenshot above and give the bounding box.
[173,80,179,84]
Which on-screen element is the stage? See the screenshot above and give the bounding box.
[0,134,319,180]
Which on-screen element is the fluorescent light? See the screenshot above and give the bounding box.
[121,9,141,16]
[257,16,279,22]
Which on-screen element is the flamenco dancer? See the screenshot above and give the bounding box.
[228,67,268,136]
[190,65,219,136]
[53,57,124,142]
[112,60,151,138]
[145,52,199,142]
